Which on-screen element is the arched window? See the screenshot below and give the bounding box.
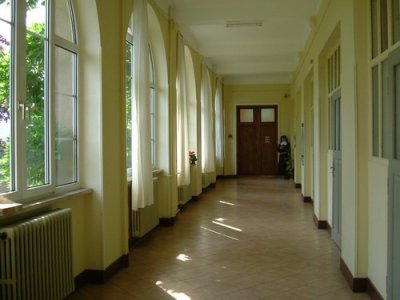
[0,0,78,200]
[125,17,156,174]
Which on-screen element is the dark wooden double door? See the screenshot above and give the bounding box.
[237,105,278,176]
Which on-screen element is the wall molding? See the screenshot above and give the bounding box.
[295,183,301,189]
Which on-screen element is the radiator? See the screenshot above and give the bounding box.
[202,172,216,188]
[132,177,159,237]
[0,208,74,300]
[177,185,191,206]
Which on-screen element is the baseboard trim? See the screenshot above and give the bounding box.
[191,195,200,201]
[202,182,216,193]
[74,254,129,288]
[366,278,384,300]
[217,175,238,179]
[340,258,368,293]
[178,195,201,211]
[295,183,301,189]
[159,217,175,226]
[302,195,312,203]
[313,214,328,229]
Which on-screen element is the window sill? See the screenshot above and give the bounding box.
[0,188,93,221]
[127,169,164,185]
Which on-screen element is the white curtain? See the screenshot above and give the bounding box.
[131,0,154,210]
[214,79,224,168]
[176,35,190,186]
[201,64,216,173]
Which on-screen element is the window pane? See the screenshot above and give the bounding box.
[0,20,13,193]
[126,42,132,171]
[150,87,155,166]
[55,47,74,95]
[372,66,380,156]
[371,0,379,58]
[380,0,388,52]
[261,108,275,122]
[394,0,400,43]
[0,0,12,22]
[55,139,76,185]
[55,47,76,185]
[26,32,47,188]
[55,0,74,42]
[26,0,46,37]
[240,109,254,123]
[149,48,154,83]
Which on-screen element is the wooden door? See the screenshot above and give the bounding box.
[237,106,278,175]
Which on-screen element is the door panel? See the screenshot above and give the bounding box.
[331,90,342,248]
[388,166,400,300]
[260,125,278,175]
[237,106,278,176]
[386,48,400,300]
[238,126,258,174]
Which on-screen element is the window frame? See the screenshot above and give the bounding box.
[370,0,400,158]
[0,0,79,201]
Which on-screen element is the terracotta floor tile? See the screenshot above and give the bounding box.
[68,177,370,300]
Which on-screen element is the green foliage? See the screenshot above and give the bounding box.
[0,1,47,188]
[126,43,133,169]
[0,138,10,190]
[25,23,46,186]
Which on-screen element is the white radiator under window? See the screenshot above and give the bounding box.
[132,177,159,237]
[0,208,74,300]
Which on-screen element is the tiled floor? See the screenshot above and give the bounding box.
[68,177,370,300]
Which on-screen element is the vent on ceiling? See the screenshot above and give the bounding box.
[226,19,264,28]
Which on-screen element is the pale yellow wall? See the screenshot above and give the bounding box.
[291,0,392,295]
[292,0,372,281]
[223,84,291,175]
[354,0,369,278]
[96,0,129,269]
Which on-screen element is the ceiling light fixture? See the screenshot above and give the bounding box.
[226,20,264,28]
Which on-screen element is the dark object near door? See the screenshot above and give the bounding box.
[278,135,292,179]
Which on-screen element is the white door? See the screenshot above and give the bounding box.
[385,48,400,300]
[331,90,341,248]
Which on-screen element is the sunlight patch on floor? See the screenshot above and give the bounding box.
[219,200,235,206]
[176,254,192,262]
[155,281,191,300]
[212,220,242,232]
[200,226,239,241]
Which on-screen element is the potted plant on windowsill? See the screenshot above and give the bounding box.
[189,150,197,165]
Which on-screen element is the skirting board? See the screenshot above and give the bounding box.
[302,195,313,203]
[313,214,328,229]
[74,254,129,289]
[295,183,301,189]
[159,217,175,226]
[216,175,238,179]
[340,258,384,299]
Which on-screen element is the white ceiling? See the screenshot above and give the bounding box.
[154,0,322,84]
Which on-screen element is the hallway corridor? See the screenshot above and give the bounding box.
[69,178,370,300]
